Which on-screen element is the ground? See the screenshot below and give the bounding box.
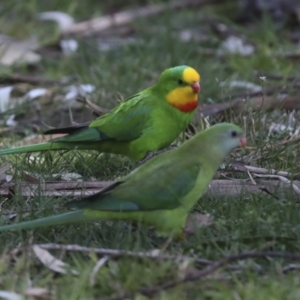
[0,0,300,299]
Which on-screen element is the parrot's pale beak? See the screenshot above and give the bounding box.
[191,82,201,93]
[240,137,247,148]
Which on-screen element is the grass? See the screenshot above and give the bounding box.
[0,0,300,299]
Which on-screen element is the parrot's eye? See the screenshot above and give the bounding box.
[178,79,184,85]
[231,130,237,138]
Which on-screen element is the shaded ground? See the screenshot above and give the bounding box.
[0,0,300,299]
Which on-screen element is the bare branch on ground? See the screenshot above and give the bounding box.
[64,0,220,36]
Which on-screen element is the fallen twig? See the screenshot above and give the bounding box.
[102,251,300,300]
[0,178,298,199]
[206,179,299,199]
[64,0,220,36]
[198,95,300,120]
[36,243,211,265]
[230,162,297,179]
[282,263,300,273]
[228,162,300,196]
[254,71,300,85]
[253,174,300,196]
[280,135,300,146]
[70,91,300,123]
[0,74,67,85]
[76,97,109,116]
[0,180,113,197]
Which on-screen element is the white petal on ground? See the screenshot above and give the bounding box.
[65,84,95,101]
[60,39,78,55]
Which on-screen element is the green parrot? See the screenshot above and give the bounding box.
[0,123,246,238]
[0,66,201,160]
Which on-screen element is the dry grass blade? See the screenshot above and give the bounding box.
[89,256,110,286]
[184,213,214,235]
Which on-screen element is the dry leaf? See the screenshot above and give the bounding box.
[24,287,51,299]
[0,35,40,66]
[0,164,12,184]
[0,86,13,112]
[185,213,214,235]
[0,164,11,175]
[38,11,75,33]
[6,115,17,127]
[0,85,48,114]
[60,173,82,181]
[32,245,78,275]
[0,291,21,300]
[21,171,41,184]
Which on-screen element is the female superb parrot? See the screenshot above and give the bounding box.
[0,65,201,160]
[0,123,246,238]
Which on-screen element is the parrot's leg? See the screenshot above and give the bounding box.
[160,235,173,252]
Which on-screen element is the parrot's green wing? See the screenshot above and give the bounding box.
[66,162,201,211]
[51,93,153,143]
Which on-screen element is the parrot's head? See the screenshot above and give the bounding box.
[158,66,201,113]
[203,123,246,157]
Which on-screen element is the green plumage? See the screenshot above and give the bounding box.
[0,66,200,160]
[0,123,245,238]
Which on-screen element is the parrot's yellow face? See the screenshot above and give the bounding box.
[182,67,201,84]
[166,67,201,113]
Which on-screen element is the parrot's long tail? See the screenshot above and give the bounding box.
[0,142,70,155]
[0,210,92,231]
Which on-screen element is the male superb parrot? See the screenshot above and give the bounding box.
[0,65,201,160]
[0,123,246,238]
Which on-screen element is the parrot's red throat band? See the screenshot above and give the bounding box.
[166,84,199,113]
[173,100,198,112]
